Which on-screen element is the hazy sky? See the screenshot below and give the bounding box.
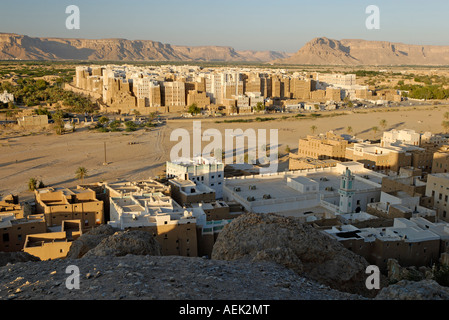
[1,0,449,52]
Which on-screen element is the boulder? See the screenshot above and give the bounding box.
[65,224,116,259]
[83,230,162,258]
[375,280,449,300]
[211,212,379,296]
[387,259,432,283]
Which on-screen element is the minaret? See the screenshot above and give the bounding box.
[338,168,355,214]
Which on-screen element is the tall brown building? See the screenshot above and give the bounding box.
[187,90,211,109]
[297,131,349,161]
[104,78,137,113]
[161,81,186,108]
[34,187,104,228]
[291,78,316,100]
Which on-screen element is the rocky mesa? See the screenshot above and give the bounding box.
[276,37,449,66]
[0,33,292,62]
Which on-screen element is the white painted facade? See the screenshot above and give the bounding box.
[223,162,384,216]
[166,157,224,199]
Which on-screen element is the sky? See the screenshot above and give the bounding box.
[1,0,449,53]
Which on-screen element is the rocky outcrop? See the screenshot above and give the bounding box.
[65,224,116,259]
[387,259,433,283]
[375,280,449,300]
[0,33,291,62]
[0,252,40,267]
[211,212,381,296]
[83,230,162,258]
[276,37,449,66]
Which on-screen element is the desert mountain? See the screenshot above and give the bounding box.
[0,33,292,62]
[276,37,449,66]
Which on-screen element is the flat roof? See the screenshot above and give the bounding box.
[225,167,382,204]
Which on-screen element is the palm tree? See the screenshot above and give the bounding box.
[310,125,318,134]
[372,126,379,138]
[52,109,65,135]
[75,167,88,185]
[28,178,37,191]
[444,112,449,120]
[346,126,353,135]
[379,119,387,130]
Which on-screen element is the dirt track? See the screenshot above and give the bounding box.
[1,105,448,201]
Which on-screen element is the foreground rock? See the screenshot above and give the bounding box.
[66,224,116,259]
[211,213,379,297]
[0,252,40,267]
[83,230,162,258]
[387,259,433,283]
[0,255,363,300]
[375,280,449,300]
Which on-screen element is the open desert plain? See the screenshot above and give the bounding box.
[1,103,448,201]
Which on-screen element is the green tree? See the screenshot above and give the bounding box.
[52,109,65,135]
[188,103,201,115]
[75,167,88,184]
[98,116,109,125]
[254,102,265,112]
[28,178,38,191]
[109,120,122,132]
[346,126,353,135]
[372,126,379,137]
[380,119,388,130]
[124,121,137,132]
[310,125,317,134]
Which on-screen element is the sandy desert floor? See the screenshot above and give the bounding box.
[1,104,449,202]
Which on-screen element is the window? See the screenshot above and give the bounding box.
[2,233,9,242]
